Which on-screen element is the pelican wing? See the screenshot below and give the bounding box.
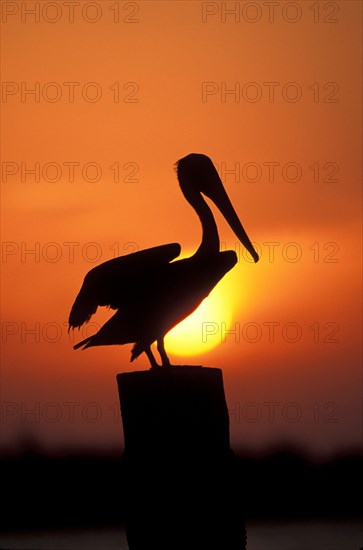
[68,243,181,329]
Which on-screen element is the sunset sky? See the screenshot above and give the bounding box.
[1,0,362,459]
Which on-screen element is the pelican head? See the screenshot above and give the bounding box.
[176,153,259,263]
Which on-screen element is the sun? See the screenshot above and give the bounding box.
[164,270,235,357]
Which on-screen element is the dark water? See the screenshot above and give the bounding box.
[0,520,362,550]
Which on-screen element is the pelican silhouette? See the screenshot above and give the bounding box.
[68,153,259,368]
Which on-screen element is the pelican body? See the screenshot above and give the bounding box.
[69,154,259,368]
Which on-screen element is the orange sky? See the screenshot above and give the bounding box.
[1,0,362,458]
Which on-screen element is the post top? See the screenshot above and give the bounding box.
[116,365,222,381]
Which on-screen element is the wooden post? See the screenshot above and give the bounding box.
[117,366,246,550]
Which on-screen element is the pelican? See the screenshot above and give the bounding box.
[68,153,259,368]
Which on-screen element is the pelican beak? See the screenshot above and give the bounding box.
[203,167,259,263]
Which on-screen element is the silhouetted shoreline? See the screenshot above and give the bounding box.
[1,448,362,532]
